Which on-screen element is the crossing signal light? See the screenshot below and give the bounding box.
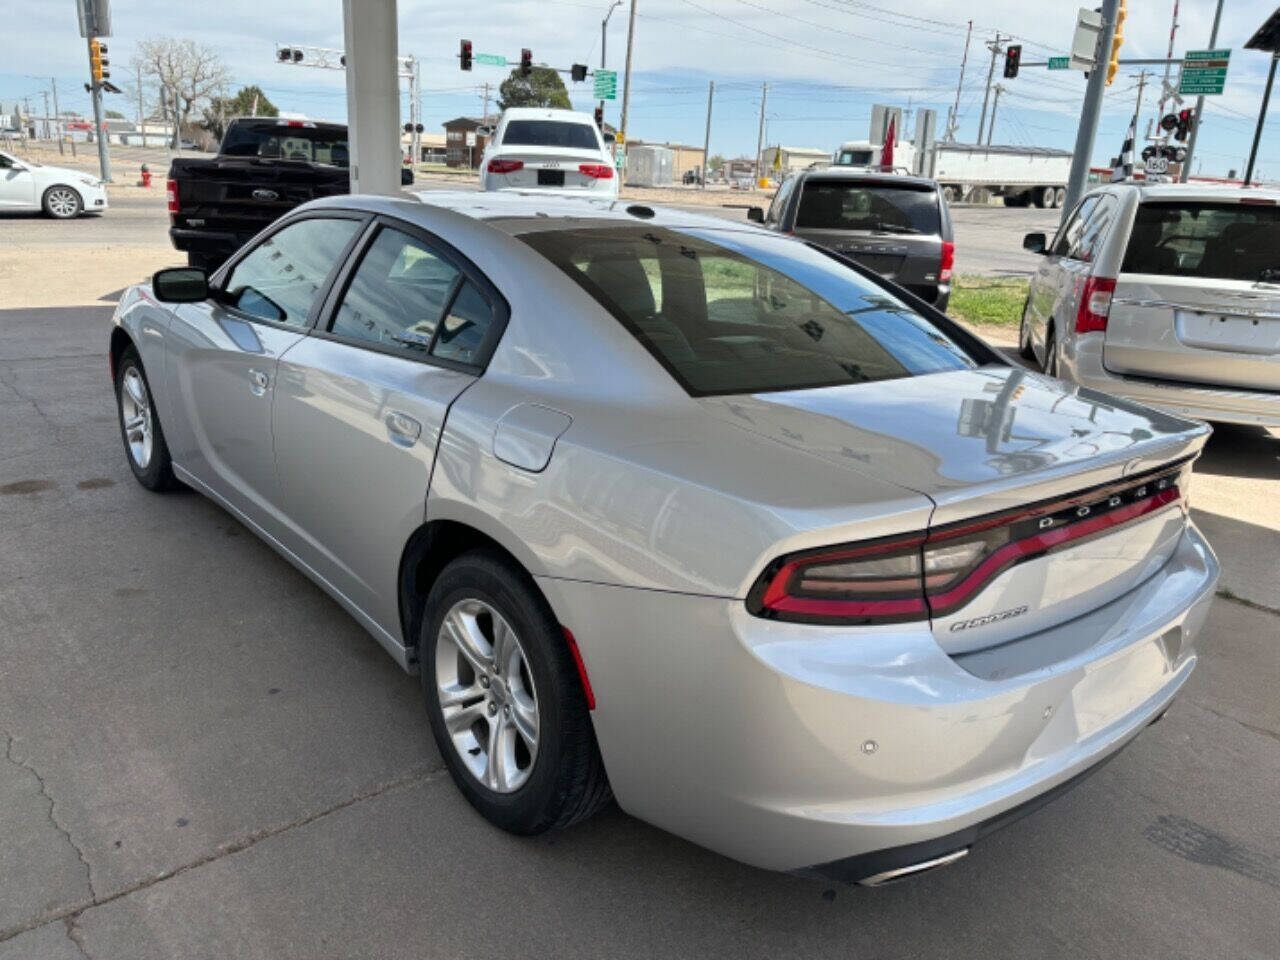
[1003,44,1021,79]
[1106,0,1126,86]
[571,63,588,83]
[90,39,109,84]
[520,48,533,77]
[460,39,472,71]
[1174,108,1195,142]
[593,105,604,128]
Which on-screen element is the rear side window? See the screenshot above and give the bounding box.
[501,120,600,151]
[1121,201,1280,282]
[795,182,940,235]
[520,226,976,397]
[224,217,361,327]
[1051,196,1098,257]
[1071,195,1118,263]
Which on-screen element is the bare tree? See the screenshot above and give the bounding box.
[134,38,229,148]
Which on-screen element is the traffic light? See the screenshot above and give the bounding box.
[1174,108,1195,142]
[277,47,293,62]
[1106,0,1126,86]
[1003,44,1021,79]
[89,39,109,85]
[520,48,533,77]
[404,122,413,133]
[593,105,604,128]
[460,39,472,71]
[571,63,588,83]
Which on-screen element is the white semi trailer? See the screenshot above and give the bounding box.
[835,139,1074,208]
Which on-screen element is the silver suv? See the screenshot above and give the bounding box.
[1019,182,1280,426]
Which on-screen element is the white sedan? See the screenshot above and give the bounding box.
[478,108,618,199]
[0,149,108,217]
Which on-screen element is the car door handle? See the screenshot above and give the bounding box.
[385,411,422,448]
[248,368,269,396]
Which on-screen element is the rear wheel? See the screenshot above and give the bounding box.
[115,346,178,491]
[1033,186,1056,209]
[42,185,82,219]
[1018,302,1037,361]
[941,185,957,204]
[1053,187,1066,208]
[420,550,611,835]
[1042,325,1061,378]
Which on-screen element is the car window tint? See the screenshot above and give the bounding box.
[1121,201,1280,281]
[521,226,976,397]
[431,281,493,365]
[795,182,940,234]
[224,218,360,327]
[501,120,600,150]
[767,178,795,225]
[331,227,461,354]
[1051,196,1097,257]
[1071,196,1117,263]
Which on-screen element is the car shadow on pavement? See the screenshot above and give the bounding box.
[1194,424,1280,482]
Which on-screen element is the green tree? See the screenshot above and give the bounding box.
[707,154,726,171]
[201,85,279,141]
[497,67,571,110]
[105,109,125,119]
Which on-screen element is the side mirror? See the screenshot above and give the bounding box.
[153,267,209,303]
[746,206,765,224]
[401,167,414,185]
[1022,232,1047,255]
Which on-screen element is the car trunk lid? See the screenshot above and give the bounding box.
[491,148,611,191]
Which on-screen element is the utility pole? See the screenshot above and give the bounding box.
[701,80,713,189]
[1244,52,1278,187]
[1152,0,1179,141]
[86,38,111,181]
[1132,70,1152,135]
[136,62,145,147]
[1062,0,1120,218]
[986,84,1003,145]
[42,91,51,140]
[947,19,973,142]
[618,0,638,162]
[481,82,492,124]
[600,0,622,121]
[50,77,64,155]
[1179,0,1224,182]
[754,81,768,187]
[976,34,1007,145]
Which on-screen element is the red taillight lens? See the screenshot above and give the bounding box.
[578,163,614,179]
[487,158,524,174]
[939,240,955,283]
[1075,276,1116,333]
[166,178,179,214]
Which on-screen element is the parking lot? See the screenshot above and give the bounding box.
[1,183,1279,959]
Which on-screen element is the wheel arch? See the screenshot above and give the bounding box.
[108,325,136,384]
[42,182,84,210]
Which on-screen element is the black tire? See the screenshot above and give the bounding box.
[1042,325,1060,377]
[420,550,611,835]
[1017,301,1037,361]
[114,346,178,491]
[42,185,82,219]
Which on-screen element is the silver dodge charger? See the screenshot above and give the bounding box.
[109,192,1219,884]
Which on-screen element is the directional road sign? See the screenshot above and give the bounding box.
[1179,48,1230,96]
[594,69,618,100]
[1048,56,1070,70]
[475,52,506,66]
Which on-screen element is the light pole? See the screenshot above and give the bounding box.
[600,0,622,120]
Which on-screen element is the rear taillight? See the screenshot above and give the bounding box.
[578,163,614,179]
[1076,276,1116,333]
[487,158,524,174]
[166,178,179,214]
[749,461,1188,625]
[939,240,955,283]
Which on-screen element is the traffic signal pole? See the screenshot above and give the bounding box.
[87,37,112,182]
[1061,0,1119,220]
[1178,0,1224,182]
[1244,52,1278,187]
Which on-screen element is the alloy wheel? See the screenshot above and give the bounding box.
[435,598,539,794]
[119,367,154,469]
[46,188,79,218]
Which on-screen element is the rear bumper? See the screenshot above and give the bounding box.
[1062,332,1280,427]
[539,522,1218,876]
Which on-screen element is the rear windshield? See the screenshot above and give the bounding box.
[221,122,349,167]
[501,120,599,150]
[519,226,976,397]
[796,181,940,235]
[1121,201,1280,282]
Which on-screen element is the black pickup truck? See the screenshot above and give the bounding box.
[167,117,411,270]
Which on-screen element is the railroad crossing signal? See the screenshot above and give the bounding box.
[1003,44,1022,79]
[89,38,109,84]
[1106,0,1126,86]
[1178,48,1231,96]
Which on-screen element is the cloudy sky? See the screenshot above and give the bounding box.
[3,0,1276,177]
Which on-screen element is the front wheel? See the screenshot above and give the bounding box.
[115,346,178,490]
[421,550,611,835]
[42,185,82,219]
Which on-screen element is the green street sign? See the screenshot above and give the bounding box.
[1048,57,1070,70]
[1179,48,1230,96]
[593,69,618,100]
[475,52,506,66]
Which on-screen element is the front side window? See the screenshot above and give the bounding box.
[331,227,461,354]
[795,182,940,235]
[223,217,361,327]
[501,120,600,151]
[521,226,976,397]
[1121,201,1280,281]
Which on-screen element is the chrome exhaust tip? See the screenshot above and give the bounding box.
[857,848,969,887]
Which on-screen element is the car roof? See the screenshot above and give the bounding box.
[498,107,597,124]
[1102,181,1280,203]
[791,168,939,189]
[309,190,769,237]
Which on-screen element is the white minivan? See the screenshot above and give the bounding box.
[478,108,618,199]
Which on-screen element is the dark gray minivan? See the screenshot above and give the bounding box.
[750,169,955,310]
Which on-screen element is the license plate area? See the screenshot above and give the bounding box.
[537,169,565,187]
[1175,310,1279,356]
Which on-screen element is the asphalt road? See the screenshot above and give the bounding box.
[0,290,1278,956]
